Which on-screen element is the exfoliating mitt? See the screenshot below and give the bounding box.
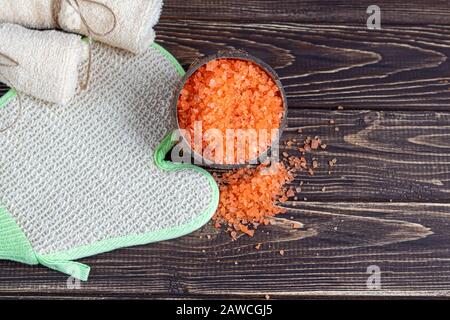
[0,42,219,281]
[0,0,162,54]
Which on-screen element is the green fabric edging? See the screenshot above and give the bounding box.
[0,207,37,265]
[0,208,90,281]
[151,42,186,76]
[35,255,91,281]
[0,43,219,281]
[0,88,16,109]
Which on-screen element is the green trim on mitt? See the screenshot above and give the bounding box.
[0,43,219,281]
[0,207,37,265]
[0,208,91,281]
[0,89,16,109]
[152,43,186,76]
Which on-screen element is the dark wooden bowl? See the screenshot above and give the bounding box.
[173,49,288,169]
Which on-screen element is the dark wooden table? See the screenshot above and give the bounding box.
[1,0,450,299]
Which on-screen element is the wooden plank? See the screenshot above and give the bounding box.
[154,20,450,110]
[0,202,449,298]
[195,109,450,203]
[279,109,450,202]
[0,1,449,298]
[162,0,450,25]
[0,83,7,94]
[0,108,449,297]
[179,108,450,203]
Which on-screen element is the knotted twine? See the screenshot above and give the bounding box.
[53,0,117,90]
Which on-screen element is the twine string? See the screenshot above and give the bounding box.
[54,0,117,90]
[0,52,22,133]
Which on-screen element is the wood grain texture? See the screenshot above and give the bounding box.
[163,0,450,25]
[0,110,449,298]
[1,0,450,299]
[0,83,7,93]
[281,109,450,202]
[0,202,449,298]
[155,20,450,110]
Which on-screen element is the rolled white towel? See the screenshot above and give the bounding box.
[0,0,57,29]
[0,0,163,54]
[58,0,163,53]
[0,23,87,105]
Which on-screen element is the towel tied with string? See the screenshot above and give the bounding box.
[0,0,163,54]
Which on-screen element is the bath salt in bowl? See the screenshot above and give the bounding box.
[175,50,287,169]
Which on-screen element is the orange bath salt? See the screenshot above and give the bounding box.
[213,162,293,237]
[177,58,284,164]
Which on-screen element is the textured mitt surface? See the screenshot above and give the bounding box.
[0,43,215,257]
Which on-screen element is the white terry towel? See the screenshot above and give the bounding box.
[0,23,87,105]
[0,0,164,54]
[0,0,57,29]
